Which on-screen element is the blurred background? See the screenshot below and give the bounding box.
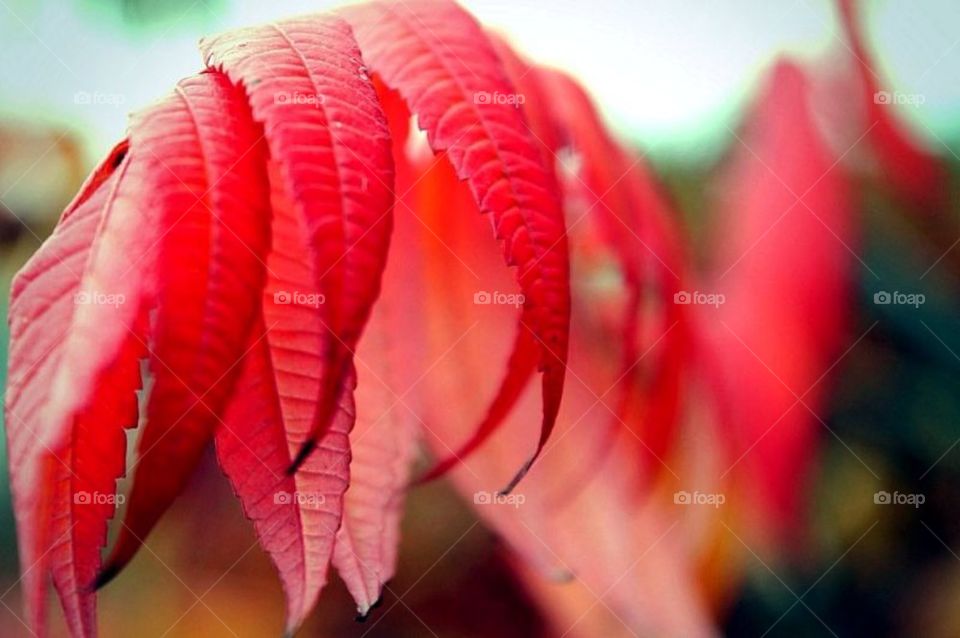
[2,0,960,636]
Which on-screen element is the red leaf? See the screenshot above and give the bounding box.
[5,142,141,637]
[346,0,571,488]
[414,38,558,485]
[216,335,355,635]
[708,60,852,541]
[99,71,272,583]
[48,328,146,638]
[332,220,422,617]
[200,15,395,471]
[215,161,355,634]
[529,66,690,490]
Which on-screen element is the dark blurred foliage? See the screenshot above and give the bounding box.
[718,165,960,636]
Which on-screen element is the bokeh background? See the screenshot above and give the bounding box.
[2,0,960,636]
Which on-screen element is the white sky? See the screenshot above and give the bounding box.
[1,0,958,164]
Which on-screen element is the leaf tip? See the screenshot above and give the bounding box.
[286,440,316,475]
[354,592,384,623]
[497,456,536,496]
[93,562,121,591]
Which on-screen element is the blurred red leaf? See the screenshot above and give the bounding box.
[705,60,853,544]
